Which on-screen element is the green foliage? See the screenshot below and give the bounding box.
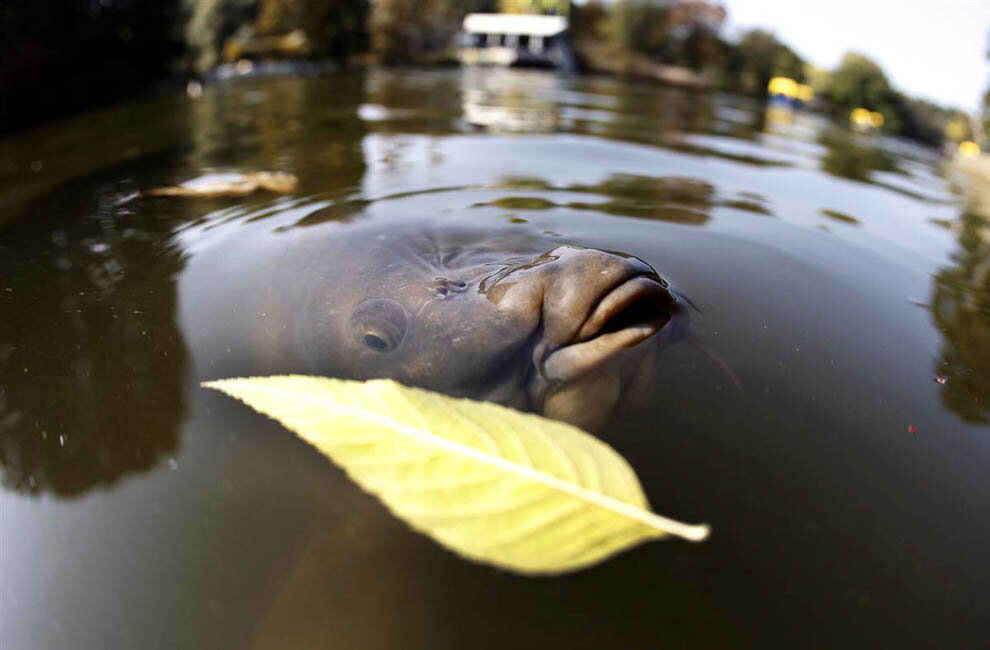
[255,0,369,60]
[594,0,724,71]
[369,0,495,64]
[499,0,569,15]
[204,375,709,574]
[573,6,964,146]
[983,36,990,146]
[818,52,903,132]
[818,127,899,182]
[719,29,804,97]
[812,52,961,146]
[898,97,967,146]
[186,0,368,72]
[984,87,990,147]
[186,0,258,72]
[932,210,990,423]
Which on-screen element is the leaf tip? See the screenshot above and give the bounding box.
[682,523,711,543]
[201,378,235,393]
[201,377,259,398]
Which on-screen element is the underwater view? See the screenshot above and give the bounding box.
[1,68,989,648]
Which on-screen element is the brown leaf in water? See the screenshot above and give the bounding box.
[142,171,298,198]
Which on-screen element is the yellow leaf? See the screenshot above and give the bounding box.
[203,376,710,574]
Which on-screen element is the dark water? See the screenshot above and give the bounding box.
[1,68,988,649]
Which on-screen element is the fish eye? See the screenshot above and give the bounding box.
[350,298,407,353]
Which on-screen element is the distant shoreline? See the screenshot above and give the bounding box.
[954,155,990,218]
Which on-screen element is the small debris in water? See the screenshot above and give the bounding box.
[935,376,948,384]
[142,171,298,198]
[907,425,919,435]
[186,80,203,98]
[167,458,179,470]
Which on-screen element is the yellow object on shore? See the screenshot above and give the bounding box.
[768,76,796,97]
[850,108,884,129]
[767,77,814,102]
[958,141,981,158]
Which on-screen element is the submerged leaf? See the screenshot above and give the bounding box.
[203,376,709,574]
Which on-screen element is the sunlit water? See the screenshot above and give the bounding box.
[1,69,987,649]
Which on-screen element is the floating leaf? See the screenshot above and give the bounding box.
[203,376,709,574]
[141,171,298,198]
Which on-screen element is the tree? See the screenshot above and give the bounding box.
[982,26,990,146]
[720,29,804,97]
[596,0,724,70]
[369,0,494,64]
[818,52,902,132]
[931,209,990,423]
[187,0,369,71]
[499,0,569,14]
[253,0,369,60]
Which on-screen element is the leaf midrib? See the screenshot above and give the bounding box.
[224,381,710,542]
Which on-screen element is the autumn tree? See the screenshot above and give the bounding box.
[369,0,495,63]
[253,0,368,60]
[598,0,724,70]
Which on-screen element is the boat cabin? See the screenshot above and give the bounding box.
[460,13,572,69]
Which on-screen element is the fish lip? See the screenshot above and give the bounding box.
[538,274,675,384]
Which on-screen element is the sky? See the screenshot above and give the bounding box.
[720,0,990,112]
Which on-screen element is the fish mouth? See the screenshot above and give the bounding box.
[539,274,676,384]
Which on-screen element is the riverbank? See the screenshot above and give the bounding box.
[574,38,707,90]
[953,154,990,218]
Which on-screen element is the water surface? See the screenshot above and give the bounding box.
[1,68,988,649]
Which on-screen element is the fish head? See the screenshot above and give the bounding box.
[302,225,680,430]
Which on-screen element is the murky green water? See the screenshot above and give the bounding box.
[1,69,988,649]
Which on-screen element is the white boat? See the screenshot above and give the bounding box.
[459,13,574,71]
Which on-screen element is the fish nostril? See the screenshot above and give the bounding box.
[435,278,467,296]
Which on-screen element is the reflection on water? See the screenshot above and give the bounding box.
[0,74,373,498]
[819,126,899,182]
[932,210,990,423]
[296,172,776,230]
[0,177,187,496]
[472,174,773,224]
[820,208,860,224]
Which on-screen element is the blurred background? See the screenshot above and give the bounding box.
[1,0,987,151]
